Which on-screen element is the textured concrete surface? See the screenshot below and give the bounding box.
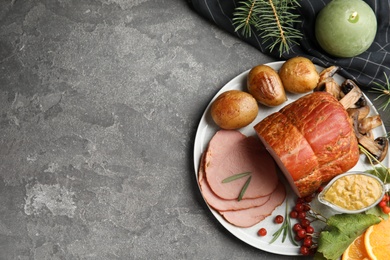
[0,1,389,259]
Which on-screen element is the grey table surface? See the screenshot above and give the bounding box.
[1,1,389,259]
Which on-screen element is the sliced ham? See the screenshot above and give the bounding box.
[219,181,286,228]
[204,130,279,200]
[198,153,272,211]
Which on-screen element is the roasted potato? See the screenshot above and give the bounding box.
[210,90,258,129]
[279,57,319,94]
[247,65,287,107]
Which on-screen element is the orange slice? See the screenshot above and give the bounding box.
[342,232,370,260]
[364,216,390,260]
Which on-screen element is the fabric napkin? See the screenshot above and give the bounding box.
[189,0,390,90]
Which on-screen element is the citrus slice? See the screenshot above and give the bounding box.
[364,216,390,260]
[342,232,370,260]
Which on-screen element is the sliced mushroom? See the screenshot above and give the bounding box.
[339,80,364,109]
[314,66,342,99]
[365,129,375,140]
[358,135,389,163]
[347,108,362,139]
[319,66,340,82]
[358,115,383,134]
[347,105,370,121]
[314,78,342,99]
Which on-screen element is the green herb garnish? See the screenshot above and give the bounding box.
[222,172,252,201]
[269,199,298,245]
[238,176,252,201]
[222,172,251,183]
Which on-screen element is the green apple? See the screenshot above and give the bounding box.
[315,0,377,58]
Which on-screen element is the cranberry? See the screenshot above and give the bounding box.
[300,246,310,255]
[303,236,313,247]
[257,228,267,236]
[306,225,315,234]
[297,229,307,239]
[289,210,298,218]
[300,218,311,228]
[295,203,305,212]
[293,223,303,232]
[274,215,284,224]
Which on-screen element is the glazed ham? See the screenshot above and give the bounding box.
[198,130,286,228]
[204,130,279,200]
[254,92,359,197]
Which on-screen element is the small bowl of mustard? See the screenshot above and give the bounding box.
[318,172,390,214]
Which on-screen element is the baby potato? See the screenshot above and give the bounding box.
[247,65,287,107]
[210,90,258,129]
[279,57,319,93]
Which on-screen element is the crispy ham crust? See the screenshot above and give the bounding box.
[254,92,360,197]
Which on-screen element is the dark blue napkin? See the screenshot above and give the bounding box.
[189,0,390,89]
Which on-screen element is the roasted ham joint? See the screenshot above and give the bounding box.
[255,91,359,198]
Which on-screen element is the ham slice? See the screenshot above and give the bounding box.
[219,181,286,228]
[197,130,287,228]
[204,130,279,200]
[198,153,272,211]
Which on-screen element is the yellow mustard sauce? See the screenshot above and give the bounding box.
[323,174,382,211]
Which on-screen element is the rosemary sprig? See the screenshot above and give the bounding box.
[222,171,251,183]
[239,176,252,201]
[269,199,298,245]
[222,172,252,201]
[371,72,390,111]
[232,0,303,56]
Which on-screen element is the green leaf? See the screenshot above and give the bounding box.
[316,214,380,260]
[366,166,390,184]
[221,172,251,183]
[238,176,252,201]
[366,205,390,220]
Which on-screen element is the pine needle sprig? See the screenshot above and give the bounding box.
[371,72,390,111]
[233,0,303,56]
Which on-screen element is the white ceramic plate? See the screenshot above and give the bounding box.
[193,61,389,255]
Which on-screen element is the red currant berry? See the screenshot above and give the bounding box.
[300,246,310,255]
[295,203,304,212]
[304,194,315,203]
[379,200,387,208]
[306,225,314,234]
[297,229,307,238]
[303,204,311,212]
[303,237,313,247]
[274,215,284,224]
[298,211,306,219]
[301,218,311,227]
[257,228,267,236]
[290,210,298,218]
[293,223,303,232]
[383,206,390,214]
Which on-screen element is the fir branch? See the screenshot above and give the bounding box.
[371,72,390,111]
[233,0,303,56]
